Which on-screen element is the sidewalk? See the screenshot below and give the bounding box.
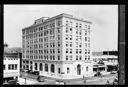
[18,77,38,85]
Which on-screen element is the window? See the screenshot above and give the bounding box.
[85,43,87,48]
[85,37,87,41]
[76,49,78,54]
[8,64,11,70]
[76,55,78,60]
[79,31,81,35]
[45,64,48,72]
[50,56,52,60]
[86,66,88,71]
[66,49,68,53]
[58,49,60,53]
[70,28,72,31]
[66,55,68,60]
[70,42,72,47]
[66,43,68,47]
[58,35,60,40]
[85,32,87,35]
[76,36,78,40]
[88,37,90,42]
[79,56,82,60]
[66,35,68,40]
[88,43,90,47]
[58,56,60,60]
[53,49,55,54]
[58,21,61,26]
[70,35,72,40]
[76,31,78,34]
[58,42,60,47]
[79,49,82,54]
[76,23,78,27]
[88,25,90,29]
[88,49,90,54]
[79,44,82,48]
[35,63,38,70]
[85,56,87,60]
[66,21,68,26]
[85,49,87,54]
[58,68,61,74]
[58,28,60,33]
[12,64,14,70]
[67,67,70,73]
[70,21,72,26]
[15,64,17,70]
[79,24,82,28]
[88,56,90,60]
[66,28,68,33]
[53,56,55,60]
[51,64,55,73]
[40,63,43,71]
[70,49,72,54]
[70,55,72,60]
[3,65,5,70]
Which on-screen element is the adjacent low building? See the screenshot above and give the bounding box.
[92,51,118,75]
[3,44,20,84]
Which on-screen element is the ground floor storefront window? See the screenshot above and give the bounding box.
[107,65,118,72]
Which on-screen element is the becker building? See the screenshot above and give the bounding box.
[22,13,93,79]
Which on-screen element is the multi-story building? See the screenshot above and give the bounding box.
[3,44,20,83]
[22,13,93,79]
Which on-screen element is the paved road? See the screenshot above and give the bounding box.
[20,71,117,85]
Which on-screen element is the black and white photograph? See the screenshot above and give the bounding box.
[3,5,120,85]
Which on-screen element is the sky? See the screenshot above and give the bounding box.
[4,5,118,51]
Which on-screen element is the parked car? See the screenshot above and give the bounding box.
[7,80,20,85]
[113,78,118,85]
[37,76,44,82]
[32,71,39,75]
[94,72,102,77]
[3,82,9,85]
[55,80,65,85]
[22,69,29,72]
[26,70,32,73]
[111,71,117,74]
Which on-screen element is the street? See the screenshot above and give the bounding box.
[19,71,118,85]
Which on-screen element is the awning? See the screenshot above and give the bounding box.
[93,65,105,68]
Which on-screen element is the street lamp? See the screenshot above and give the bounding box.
[24,70,27,85]
[83,75,86,84]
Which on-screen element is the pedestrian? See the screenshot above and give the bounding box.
[83,75,84,80]
[84,79,86,83]
[64,82,66,85]
[106,80,110,85]
[113,81,115,85]
[37,76,40,81]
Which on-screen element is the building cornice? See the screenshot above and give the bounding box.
[22,13,92,31]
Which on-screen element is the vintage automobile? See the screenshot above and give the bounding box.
[113,78,118,85]
[37,76,45,82]
[94,72,102,77]
[7,80,20,85]
[55,80,65,85]
[26,70,33,74]
[31,71,39,75]
[111,71,117,74]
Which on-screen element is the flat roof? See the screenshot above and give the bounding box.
[92,55,117,58]
[22,13,92,31]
